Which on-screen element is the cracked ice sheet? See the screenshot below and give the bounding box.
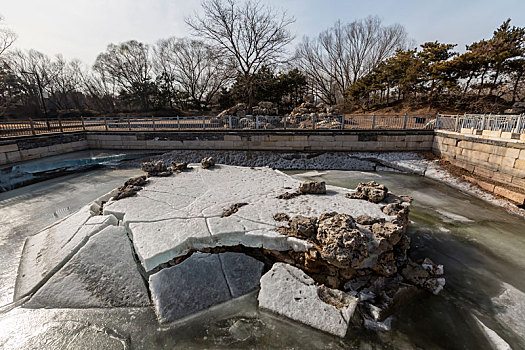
[129,218,210,271]
[25,226,150,309]
[14,208,117,300]
[108,165,391,272]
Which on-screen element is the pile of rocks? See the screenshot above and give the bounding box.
[268,180,444,332]
[217,101,278,117]
[347,181,388,203]
[140,160,189,177]
[113,175,147,200]
[289,102,340,117]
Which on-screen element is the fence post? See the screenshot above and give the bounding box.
[514,114,523,134]
[152,116,156,131]
[128,117,131,131]
[80,116,86,131]
[481,115,486,131]
[372,114,376,129]
[228,116,232,129]
[256,116,259,129]
[284,116,287,130]
[403,113,408,129]
[341,115,345,130]
[435,113,440,129]
[312,114,316,130]
[58,116,63,132]
[104,116,108,131]
[29,118,36,135]
[177,116,181,131]
[454,115,459,132]
[203,116,206,130]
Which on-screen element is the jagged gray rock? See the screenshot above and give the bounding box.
[201,157,216,169]
[299,181,326,194]
[316,212,369,268]
[141,161,172,177]
[347,181,388,203]
[113,175,147,200]
[288,215,318,239]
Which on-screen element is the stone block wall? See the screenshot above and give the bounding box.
[1,130,434,166]
[0,133,88,165]
[433,130,525,202]
[85,130,434,153]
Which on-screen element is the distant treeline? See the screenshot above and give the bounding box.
[345,20,525,112]
[0,1,524,119]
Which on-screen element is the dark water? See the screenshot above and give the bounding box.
[0,168,524,349]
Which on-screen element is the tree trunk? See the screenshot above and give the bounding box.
[247,79,254,115]
[512,70,524,103]
[463,72,474,97]
[478,67,487,97]
[489,65,501,96]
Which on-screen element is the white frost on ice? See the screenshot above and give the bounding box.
[103,164,391,271]
[474,316,511,350]
[436,209,474,223]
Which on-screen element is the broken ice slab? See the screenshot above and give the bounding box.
[26,226,150,308]
[102,165,391,272]
[149,252,263,324]
[14,209,117,300]
[258,263,358,338]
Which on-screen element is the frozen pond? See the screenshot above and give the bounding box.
[0,168,143,306]
[0,166,524,349]
[0,149,157,192]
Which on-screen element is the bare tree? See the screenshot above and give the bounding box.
[0,15,16,57]
[153,37,233,109]
[186,0,295,113]
[295,16,408,104]
[7,49,58,115]
[93,40,153,110]
[48,56,87,109]
[83,66,120,112]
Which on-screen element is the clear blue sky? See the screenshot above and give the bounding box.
[1,0,524,65]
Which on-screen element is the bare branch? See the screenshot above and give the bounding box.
[186,0,295,111]
[295,16,408,104]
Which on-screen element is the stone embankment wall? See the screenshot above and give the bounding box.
[85,130,434,152]
[1,130,434,165]
[433,130,525,204]
[2,129,524,205]
[0,133,88,165]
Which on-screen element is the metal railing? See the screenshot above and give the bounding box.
[0,114,437,138]
[435,113,525,134]
[2,113,523,138]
